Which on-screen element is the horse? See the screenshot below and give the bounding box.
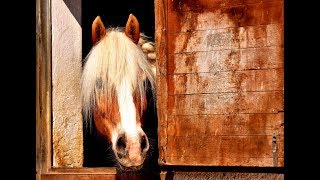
[81,14,157,172]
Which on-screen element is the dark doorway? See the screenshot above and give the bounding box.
[82,0,155,60]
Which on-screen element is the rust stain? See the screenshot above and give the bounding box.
[261,1,284,25]
[222,26,244,115]
[167,92,175,116]
[229,72,248,113]
[226,5,246,27]
[172,0,205,13]
[53,131,67,166]
[249,136,267,157]
[199,76,209,92]
[172,0,205,53]
[226,50,239,71]
[169,0,207,103]
[222,114,238,135]
[176,74,187,94]
[225,4,260,27]
[184,52,197,72]
[248,114,267,135]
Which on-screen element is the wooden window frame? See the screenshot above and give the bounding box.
[36,0,165,179]
[36,0,119,178]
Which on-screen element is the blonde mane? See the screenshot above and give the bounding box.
[81,28,156,128]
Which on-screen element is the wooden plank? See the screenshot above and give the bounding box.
[41,174,116,180]
[168,0,283,13]
[166,135,284,166]
[168,47,284,74]
[244,0,284,4]
[41,174,160,180]
[41,168,160,179]
[168,68,284,95]
[168,1,284,33]
[168,23,283,54]
[168,91,284,115]
[172,172,284,180]
[168,0,244,13]
[167,113,284,136]
[155,0,169,164]
[47,167,116,174]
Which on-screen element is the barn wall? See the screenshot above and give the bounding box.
[51,0,83,167]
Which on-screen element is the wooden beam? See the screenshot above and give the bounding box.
[36,0,52,177]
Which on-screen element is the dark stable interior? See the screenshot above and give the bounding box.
[82,0,155,60]
[81,0,159,177]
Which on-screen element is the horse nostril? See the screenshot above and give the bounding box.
[116,135,126,150]
[141,135,148,152]
[116,135,127,159]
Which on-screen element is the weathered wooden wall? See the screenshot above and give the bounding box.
[51,0,83,167]
[156,0,284,166]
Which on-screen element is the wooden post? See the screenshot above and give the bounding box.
[36,0,52,177]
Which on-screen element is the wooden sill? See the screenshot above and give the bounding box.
[38,167,163,180]
[46,167,117,174]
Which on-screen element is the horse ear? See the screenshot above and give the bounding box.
[92,16,106,45]
[125,14,140,44]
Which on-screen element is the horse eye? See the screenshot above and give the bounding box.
[96,78,102,89]
[101,112,106,118]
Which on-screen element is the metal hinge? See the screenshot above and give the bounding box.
[272,133,278,167]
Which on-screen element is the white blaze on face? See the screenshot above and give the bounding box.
[117,80,139,136]
[113,80,148,167]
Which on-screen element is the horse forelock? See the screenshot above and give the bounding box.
[81,28,156,130]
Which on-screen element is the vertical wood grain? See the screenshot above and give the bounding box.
[36,0,52,176]
[155,0,169,165]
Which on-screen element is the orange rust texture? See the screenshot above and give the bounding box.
[157,0,284,166]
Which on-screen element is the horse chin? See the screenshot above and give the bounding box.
[118,163,143,171]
